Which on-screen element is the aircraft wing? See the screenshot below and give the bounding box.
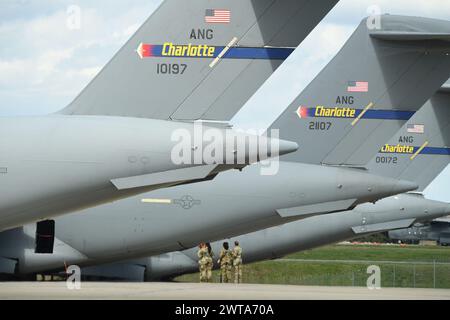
[351,218,416,235]
[276,199,358,220]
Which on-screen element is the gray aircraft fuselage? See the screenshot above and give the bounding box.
[389,219,450,245]
[0,161,416,274]
[92,193,450,281]
[177,193,450,273]
[0,115,293,232]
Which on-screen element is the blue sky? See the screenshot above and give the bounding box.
[0,0,449,202]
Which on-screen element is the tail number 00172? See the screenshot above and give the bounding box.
[375,156,398,165]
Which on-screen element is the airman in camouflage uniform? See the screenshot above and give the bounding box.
[217,242,232,283]
[205,243,214,282]
[232,241,243,284]
[197,243,210,283]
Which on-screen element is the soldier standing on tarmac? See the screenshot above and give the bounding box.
[197,243,210,283]
[217,242,232,283]
[205,243,214,282]
[232,241,243,284]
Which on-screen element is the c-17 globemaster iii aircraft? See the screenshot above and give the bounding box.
[389,217,450,245]
[2,14,450,277]
[132,89,450,282]
[85,193,450,282]
[64,65,450,282]
[0,0,345,232]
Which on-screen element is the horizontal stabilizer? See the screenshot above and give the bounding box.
[370,14,450,42]
[277,199,358,220]
[352,218,416,234]
[111,164,218,190]
[371,32,450,41]
[438,84,450,93]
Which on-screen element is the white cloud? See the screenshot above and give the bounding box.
[67,66,102,79]
[0,1,158,114]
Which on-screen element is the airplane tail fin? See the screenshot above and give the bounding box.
[366,87,450,191]
[59,0,338,121]
[268,15,450,166]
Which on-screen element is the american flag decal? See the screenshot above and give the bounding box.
[205,9,231,24]
[347,81,369,93]
[407,124,425,134]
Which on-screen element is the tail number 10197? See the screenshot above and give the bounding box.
[157,63,187,75]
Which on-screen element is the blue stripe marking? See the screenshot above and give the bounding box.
[151,45,163,56]
[148,45,294,60]
[223,47,294,60]
[380,146,450,155]
[418,147,450,155]
[308,107,416,120]
[361,110,415,120]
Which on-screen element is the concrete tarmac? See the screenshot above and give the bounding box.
[0,282,450,300]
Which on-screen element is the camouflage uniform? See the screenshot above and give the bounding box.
[197,246,210,283]
[218,248,232,283]
[205,248,214,282]
[232,245,243,283]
